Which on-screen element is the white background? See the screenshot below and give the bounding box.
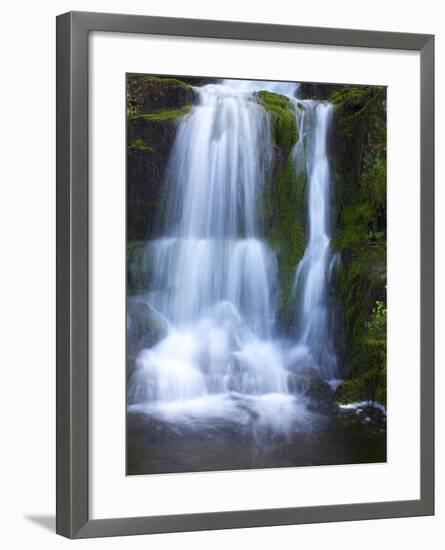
[0,0,443,548]
[90,33,420,519]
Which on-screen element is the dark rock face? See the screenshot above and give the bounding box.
[126,75,196,242]
[298,82,347,100]
[127,119,178,241]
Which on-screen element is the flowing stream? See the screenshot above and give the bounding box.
[126,80,383,474]
[292,102,339,380]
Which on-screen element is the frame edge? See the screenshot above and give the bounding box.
[56,11,73,539]
[419,34,435,516]
[56,11,90,538]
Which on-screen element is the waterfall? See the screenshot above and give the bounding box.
[149,85,275,334]
[292,101,339,380]
[128,80,339,431]
[128,82,301,427]
[222,78,300,97]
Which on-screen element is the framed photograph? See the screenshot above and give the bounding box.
[56,11,434,538]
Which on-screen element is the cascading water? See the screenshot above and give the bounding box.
[128,80,338,437]
[222,78,300,97]
[291,102,339,381]
[128,82,307,433]
[149,84,275,335]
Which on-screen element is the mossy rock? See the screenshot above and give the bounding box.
[329,86,371,108]
[333,359,386,407]
[128,104,192,122]
[289,370,333,404]
[126,74,196,117]
[127,138,155,152]
[329,84,387,405]
[255,90,298,153]
[261,160,307,328]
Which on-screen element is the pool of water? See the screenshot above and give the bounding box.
[127,397,386,475]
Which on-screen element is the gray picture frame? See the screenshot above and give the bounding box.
[56,10,435,539]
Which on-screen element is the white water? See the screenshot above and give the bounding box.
[128,80,338,431]
[222,78,300,98]
[292,101,339,380]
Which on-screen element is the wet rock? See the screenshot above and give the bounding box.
[127,301,168,378]
[288,369,333,406]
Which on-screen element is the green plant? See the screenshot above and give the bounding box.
[365,299,387,334]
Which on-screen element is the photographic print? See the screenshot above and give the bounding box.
[126,74,387,475]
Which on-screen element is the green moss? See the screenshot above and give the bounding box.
[126,75,195,120]
[141,75,192,89]
[332,232,386,405]
[129,104,192,122]
[333,241,385,361]
[257,90,291,110]
[330,84,387,407]
[127,138,155,152]
[333,363,386,406]
[262,160,307,325]
[257,93,307,321]
[332,202,374,251]
[361,152,386,214]
[329,86,370,108]
[333,302,386,407]
[256,90,298,152]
